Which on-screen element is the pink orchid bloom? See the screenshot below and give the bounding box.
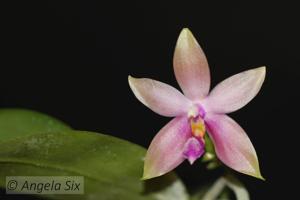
[128,28,265,180]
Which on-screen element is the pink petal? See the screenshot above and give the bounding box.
[205,113,264,179]
[203,67,266,114]
[183,137,205,165]
[128,76,191,117]
[143,116,191,179]
[173,28,210,100]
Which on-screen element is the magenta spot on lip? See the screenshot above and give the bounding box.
[183,137,205,164]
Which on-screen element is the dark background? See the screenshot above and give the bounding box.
[2,0,299,199]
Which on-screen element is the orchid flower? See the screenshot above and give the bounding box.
[128,28,265,180]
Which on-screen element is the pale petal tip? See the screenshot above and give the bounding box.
[141,174,150,181]
[141,168,151,180]
[128,75,136,93]
[128,75,147,106]
[141,169,163,180]
[177,28,196,48]
[180,28,192,36]
[258,175,266,181]
[128,75,139,93]
[128,75,134,82]
[254,66,266,80]
[245,171,265,181]
[141,161,163,180]
[141,174,152,180]
[142,159,172,180]
[258,65,266,71]
[240,165,265,181]
[253,66,266,89]
[257,66,266,76]
[235,151,265,181]
[252,167,265,181]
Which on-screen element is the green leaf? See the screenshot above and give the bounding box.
[0,109,188,199]
[0,109,188,200]
[0,131,189,200]
[0,109,71,141]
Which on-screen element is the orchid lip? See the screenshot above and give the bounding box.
[183,137,205,165]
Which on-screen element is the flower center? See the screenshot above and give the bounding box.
[191,117,206,138]
[183,104,207,165]
[188,104,206,139]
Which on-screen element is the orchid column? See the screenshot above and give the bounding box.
[129,28,265,180]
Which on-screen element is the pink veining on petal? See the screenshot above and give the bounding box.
[183,137,205,164]
[205,113,263,179]
[143,116,192,179]
[173,28,211,100]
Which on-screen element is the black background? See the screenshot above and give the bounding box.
[2,0,299,199]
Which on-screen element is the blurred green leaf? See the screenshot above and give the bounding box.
[0,131,189,200]
[0,109,71,141]
[0,109,189,200]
